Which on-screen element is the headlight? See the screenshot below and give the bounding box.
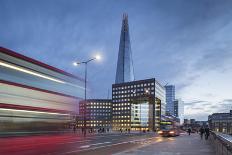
[169,131,175,134]
[158,131,163,134]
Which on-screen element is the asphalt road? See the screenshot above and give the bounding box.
[0,132,157,155]
[0,132,215,155]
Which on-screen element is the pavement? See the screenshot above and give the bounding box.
[0,132,216,155]
[114,133,216,155]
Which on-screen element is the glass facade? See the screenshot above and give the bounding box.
[165,85,175,115]
[115,14,134,84]
[131,100,153,131]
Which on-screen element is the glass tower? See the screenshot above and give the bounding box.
[165,85,175,115]
[115,14,134,84]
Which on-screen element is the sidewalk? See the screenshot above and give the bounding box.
[114,133,215,155]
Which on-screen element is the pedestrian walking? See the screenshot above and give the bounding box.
[187,128,191,135]
[73,124,76,133]
[81,127,84,134]
[205,126,210,140]
[199,127,205,139]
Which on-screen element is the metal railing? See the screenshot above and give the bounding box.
[210,131,232,155]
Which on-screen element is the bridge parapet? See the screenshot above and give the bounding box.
[210,132,232,155]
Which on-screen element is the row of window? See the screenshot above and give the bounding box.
[80,106,111,109]
[87,102,111,105]
[88,106,111,109]
[113,120,130,123]
[78,120,111,123]
[80,124,111,127]
[112,91,155,98]
[113,82,155,90]
[113,87,154,94]
[113,124,131,126]
[113,107,130,110]
[113,103,130,106]
[113,111,130,115]
[113,99,131,102]
[113,115,130,118]
[90,113,111,116]
[88,117,111,120]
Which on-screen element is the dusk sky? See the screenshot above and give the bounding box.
[0,0,232,120]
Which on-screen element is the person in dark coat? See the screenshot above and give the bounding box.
[187,128,191,135]
[199,127,205,139]
[205,126,210,140]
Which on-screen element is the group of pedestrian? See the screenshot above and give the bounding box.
[199,126,210,140]
[119,128,130,133]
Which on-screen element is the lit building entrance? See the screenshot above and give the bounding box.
[131,97,155,131]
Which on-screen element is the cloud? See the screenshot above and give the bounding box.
[1,0,232,120]
[184,99,232,120]
[184,100,208,106]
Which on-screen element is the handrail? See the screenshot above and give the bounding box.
[210,131,232,155]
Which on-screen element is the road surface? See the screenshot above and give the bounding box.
[0,132,215,155]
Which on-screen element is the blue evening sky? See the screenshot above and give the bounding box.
[0,0,232,120]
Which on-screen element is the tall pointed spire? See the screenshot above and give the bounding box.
[115,14,135,84]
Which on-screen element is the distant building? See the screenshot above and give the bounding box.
[174,99,184,123]
[190,119,196,124]
[112,78,166,131]
[184,119,190,124]
[79,99,112,130]
[183,118,208,131]
[195,121,208,127]
[208,110,232,134]
[115,14,135,84]
[165,85,175,116]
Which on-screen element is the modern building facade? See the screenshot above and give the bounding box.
[208,110,232,134]
[165,85,175,116]
[78,99,112,130]
[112,78,166,131]
[0,47,84,133]
[115,14,134,84]
[174,99,184,123]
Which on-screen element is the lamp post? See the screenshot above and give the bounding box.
[73,55,101,137]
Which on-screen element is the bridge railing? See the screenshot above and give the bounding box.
[210,131,232,155]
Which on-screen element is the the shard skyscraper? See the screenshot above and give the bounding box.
[115,14,135,84]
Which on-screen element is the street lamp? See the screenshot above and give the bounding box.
[73,54,101,137]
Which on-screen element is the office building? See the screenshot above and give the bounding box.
[174,99,184,123]
[112,78,166,131]
[78,99,112,130]
[208,110,232,134]
[0,47,84,133]
[190,119,196,124]
[115,14,135,84]
[165,85,175,116]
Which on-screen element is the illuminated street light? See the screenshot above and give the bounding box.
[95,55,101,60]
[73,54,101,137]
[73,62,78,66]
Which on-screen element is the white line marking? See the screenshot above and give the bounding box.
[80,142,111,149]
[57,138,153,155]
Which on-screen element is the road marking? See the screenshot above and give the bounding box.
[47,136,157,155]
[80,142,111,149]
